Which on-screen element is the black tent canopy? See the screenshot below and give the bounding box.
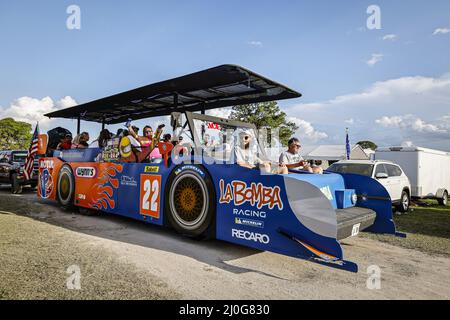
[45,64,301,125]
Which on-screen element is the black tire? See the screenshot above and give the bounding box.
[165,165,215,238]
[438,191,448,206]
[57,165,75,210]
[396,190,410,213]
[10,173,22,194]
[30,183,37,189]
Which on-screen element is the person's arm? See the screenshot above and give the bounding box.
[127,126,139,139]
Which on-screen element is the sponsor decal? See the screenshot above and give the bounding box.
[40,159,54,169]
[207,122,221,130]
[234,217,264,229]
[120,175,137,187]
[231,228,270,244]
[75,167,96,178]
[219,179,283,210]
[144,166,159,173]
[233,208,267,219]
[320,186,333,201]
[58,151,84,159]
[77,194,86,200]
[39,168,53,199]
[174,165,205,177]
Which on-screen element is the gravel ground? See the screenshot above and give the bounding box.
[1,186,449,300]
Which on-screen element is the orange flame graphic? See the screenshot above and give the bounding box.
[89,164,123,210]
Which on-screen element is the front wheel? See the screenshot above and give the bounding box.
[11,173,22,194]
[166,165,215,238]
[397,190,410,213]
[438,191,448,206]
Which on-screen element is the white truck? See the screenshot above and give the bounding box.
[375,146,450,206]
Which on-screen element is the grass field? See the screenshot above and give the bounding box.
[362,200,450,257]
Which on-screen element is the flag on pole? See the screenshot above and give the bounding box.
[24,123,39,180]
[345,127,351,160]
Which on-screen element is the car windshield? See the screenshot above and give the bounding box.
[327,163,374,177]
[12,153,27,162]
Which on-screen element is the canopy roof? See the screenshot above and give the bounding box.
[45,64,301,124]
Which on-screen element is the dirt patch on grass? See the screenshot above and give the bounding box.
[0,213,180,300]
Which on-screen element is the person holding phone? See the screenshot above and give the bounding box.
[279,137,313,173]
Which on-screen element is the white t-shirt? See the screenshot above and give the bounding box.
[234,146,262,166]
[279,151,304,169]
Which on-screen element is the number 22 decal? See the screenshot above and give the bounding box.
[140,174,161,218]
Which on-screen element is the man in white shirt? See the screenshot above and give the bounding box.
[279,137,312,173]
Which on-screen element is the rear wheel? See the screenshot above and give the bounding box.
[57,165,75,210]
[438,191,448,206]
[10,173,22,194]
[166,165,215,238]
[396,190,410,213]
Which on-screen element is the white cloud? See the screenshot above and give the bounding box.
[382,34,398,41]
[0,96,78,127]
[287,117,328,142]
[284,73,450,150]
[57,96,78,109]
[206,107,232,118]
[433,27,450,35]
[247,41,263,47]
[345,118,355,125]
[375,114,447,134]
[402,140,414,147]
[366,53,383,66]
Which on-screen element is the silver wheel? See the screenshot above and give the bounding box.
[402,193,409,211]
[397,190,410,213]
[439,191,448,206]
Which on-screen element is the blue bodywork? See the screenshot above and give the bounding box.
[49,149,402,273]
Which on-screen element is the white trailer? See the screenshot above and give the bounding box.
[375,146,450,206]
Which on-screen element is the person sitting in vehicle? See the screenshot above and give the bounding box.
[72,132,90,149]
[57,134,73,150]
[90,129,112,148]
[234,130,272,173]
[173,136,189,157]
[279,137,313,173]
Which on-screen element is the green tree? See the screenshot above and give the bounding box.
[229,102,298,146]
[0,118,33,150]
[357,140,378,150]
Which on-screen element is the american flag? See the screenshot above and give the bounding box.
[24,123,39,180]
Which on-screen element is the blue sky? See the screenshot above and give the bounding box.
[1,0,450,150]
